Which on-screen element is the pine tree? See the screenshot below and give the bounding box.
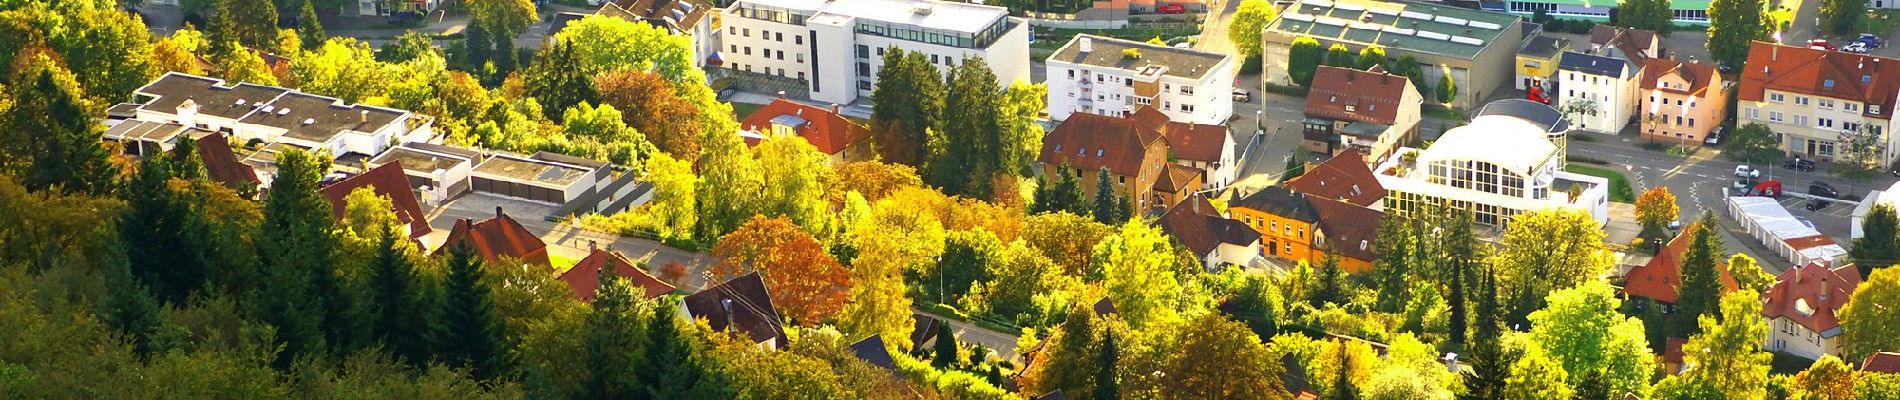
[436,245,510,381]
[1574,368,1611,400]
[101,240,165,358]
[527,40,598,118]
[1854,204,1900,275]
[1032,174,1055,214]
[1328,339,1358,400]
[642,296,728,398]
[1374,216,1412,313]
[8,63,118,195]
[1459,267,1512,400]
[168,137,205,181]
[369,223,433,366]
[1057,167,1089,216]
[1093,167,1118,223]
[1676,212,1726,337]
[297,0,324,50]
[1448,249,1468,345]
[582,265,649,399]
[934,322,959,368]
[254,149,333,369]
[1095,331,1119,400]
[121,154,211,305]
[1443,214,1480,345]
[464,21,493,74]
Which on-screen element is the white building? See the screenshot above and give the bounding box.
[1762,260,1863,361]
[128,72,433,166]
[1851,181,1900,239]
[1375,113,1609,228]
[1728,196,1849,266]
[718,0,1031,105]
[596,0,720,67]
[1044,34,1236,125]
[1557,50,1641,134]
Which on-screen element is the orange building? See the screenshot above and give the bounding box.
[1039,112,1172,212]
[1639,58,1726,146]
[1231,185,1383,273]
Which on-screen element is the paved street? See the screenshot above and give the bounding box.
[1194,0,1240,55]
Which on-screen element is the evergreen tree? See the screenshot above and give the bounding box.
[297,0,324,50]
[934,322,959,368]
[1449,253,1468,345]
[369,223,433,366]
[1328,339,1359,400]
[1284,156,1305,179]
[213,0,280,52]
[120,154,212,304]
[582,265,649,398]
[1031,174,1055,214]
[436,245,510,381]
[101,240,164,358]
[7,63,118,195]
[931,58,1004,197]
[1853,204,1899,275]
[1312,247,1348,308]
[1374,216,1412,313]
[1115,196,1132,225]
[642,296,730,398]
[1230,275,1279,338]
[1443,214,1480,345]
[1051,167,1089,216]
[526,40,599,120]
[464,21,492,72]
[1676,212,1725,337]
[1574,368,1611,400]
[489,28,518,80]
[253,149,333,369]
[1093,167,1119,224]
[1095,331,1120,400]
[1460,267,1513,400]
[869,49,945,166]
[169,137,206,181]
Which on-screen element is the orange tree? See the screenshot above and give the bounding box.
[1634,187,1679,239]
[711,215,853,325]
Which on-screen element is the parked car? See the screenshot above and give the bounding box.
[1736,165,1761,178]
[1808,199,1832,211]
[1844,42,1871,54]
[1232,88,1251,103]
[1704,127,1724,146]
[1811,181,1840,198]
[1785,157,1816,171]
[1157,3,1187,13]
[1859,33,1883,48]
[1811,38,1835,51]
[1668,220,1682,231]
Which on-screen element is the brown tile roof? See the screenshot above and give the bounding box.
[558,247,676,302]
[1234,186,1319,223]
[1153,163,1203,194]
[1664,337,1687,365]
[738,99,870,155]
[188,134,260,191]
[320,162,431,239]
[1283,148,1385,207]
[437,208,552,269]
[1738,41,1900,120]
[1590,25,1656,57]
[1305,66,1412,126]
[1641,58,1721,96]
[1158,194,1260,256]
[1865,352,1900,373]
[1039,112,1168,177]
[1762,260,1863,337]
[684,272,787,347]
[1620,223,1738,304]
[1160,120,1228,164]
[1308,195,1381,265]
[1787,234,1841,251]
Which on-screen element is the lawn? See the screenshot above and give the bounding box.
[1565,164,1636,203]
[727,101,764,120]
[550,254,581,274]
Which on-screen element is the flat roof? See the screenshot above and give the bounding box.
[732,0,1008,34]
[1269,0,1520,60]
[1519,35,1568,59]
[1047,34,1233,80]
[104,120,197,143]
[474,154,592,188]
[370,145,474,175]
[1731,196,1830,243]
[135,73,294,121]
[240,92,405,144]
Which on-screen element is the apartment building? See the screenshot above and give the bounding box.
[1038,112,1171,212]
[1375,112,1608,228]
[1640,58,1726,145]
[1262,0,1524,109]
[1503,0,1710,25]
[1516,35,1569,91]
[1739,41,1900,164]
[719,0,1030,105]
[1045,34,1236,125]
[1557,50,1641,134]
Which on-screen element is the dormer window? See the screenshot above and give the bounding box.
[1096,149,1104,157]
[1054,144,1063,152]
[1824,79,1835,88]
[1078,147,1086,156]
[1345,104,1356,112]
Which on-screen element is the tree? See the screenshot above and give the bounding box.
[214,0,279,51]
[119,154,213,305]
[1326,339,1359,400]
[1618,0,1676,34]
[211,46,279,85]
[580,260,653,399]
[1842,267,1900,361]
[1356,46,1386,71]
[1492,208,1612,323]
[1675,292,1773,398]
[1460,267,1511,400]
[1634,187,1680,240]
[926,229,1003,304]
[1723,122,1784,164]
[1441,215,1479,345]
[546,15,701,81]
[526,40,599,120]
[933,322,959,368]
[292,39,393,104]
[368,221,434,366]
[1373,216,1412,314]
[1158,314,1292,399]
[1796,355,1856,400]
[1706,0,1771,70]
[711,215,853,325]
[1023,305,1103,397]
[1311,248,1348,308]
[1726,253,1775,293]
[4,62,118,195]
[1095,220,1184,329]
[998,82,1047,176]
[1390,56,1427,94]
[1035,167,1091,217]
[1092,168,1120,224]
[1285,156,1305,179]
[52,6,159,102]
[296,0,324,49]
[436,245,511,381]
[100,241,164,358]
[1675,213,1727,337]
[1288,36,1324,87]
[1324,44,1355,68]
[1832,124,1887,181]
[152,35,205,76]
[754,135,835,235]
[641,297,726,399]
[467,0,535,73]
[1228,273,1280,339]
[253,148,335,368]
[1502,348,1574,400]
[694,111,764,241]
[1855,204,1900,274]
[930,57,1005,197]
[870,49,946,166]
[838,197,944,350]
[642,152,697,244]
[1228,0,1278,58]
[1819,0,1867,36]
[1856,374,1900,400]
[595,70,701,158]
[1435,73,1457,105]
[1523,281,1656,396]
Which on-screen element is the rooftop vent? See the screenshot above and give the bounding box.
[912,4,932,15]
[261,105,275,113]
[302,118,315,125]
[277,108,290,116]
[235,99,247,106]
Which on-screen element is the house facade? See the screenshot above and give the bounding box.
[1640,58,1727,145]
[1038,112,1172,211]
[1262,0,1524,109]
[1302,66,1424,164]
[1762,260,1863,361]
[1157,194,1264,272]
[1375,113,1608,228]
[1557,50,1641,134]
[1738,41,1900,165]
[718,0,1030,105]
[1516,35,1569,91]
[1045,34,1236,125]
[1230,186,1320,265]
[1129,107,1236,190]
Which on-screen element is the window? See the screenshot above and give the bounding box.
[1067,69,1075,79]
[797,72,805,81]
[1848,102,1861,112]
[730,44,737,53]
[1181,104,1195,113]
[857,62,870,77]
[728,27,735,35]
[877,47,884,56]
[931,54,939,64]
[1747,108,1759,120]
[1770,93,1786,103]
[1769,111,1784,123]
[776,32,784,42]
[1796,96,1810,106]
[1820,117,1834,128]
[743,28,750,37]
[776,51,784,60]
[1688,118,1695,127]
[1793,115,1808,126]
[1820,99,1835,109]
[797,53,804,63]
[1181,86,1193,95]
[1163,101,1171,111]
[796,36,803,45]
[744,47,752,56]
[857,45,868,58]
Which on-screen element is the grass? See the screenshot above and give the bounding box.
[550,254,581,274]
[1565,163,1636,203]
[727,101,764,119]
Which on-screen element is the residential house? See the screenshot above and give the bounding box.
[470,151,614,205]
[681,272,788,349]
[102,120,261,192]
[1728,196,1849,266]
[908,313,941,356]
[1131,106,1236,189]
[1640,57,1727,145]
[1263,0,1525,109]
[1284,148,1387,209]
[1302,66,1424,164]
[358,0,440,16]
[1619,223,1738,312]
[1046,34,1236,125]
[1157,194,1263,272]
[319,162,433,240]
[849,335,898,371]
[192,133,263,192]
[1376,112,1609,228]
[1230,186,1320,266]
[597,0,720,67]
[718,0,1030,106]
[1152,164,1205,209]
[1517,35,1570,91]
[367,142,481,206]
[1505,0,1710,25]
[1038,112,1171,212]
[437,207,553,270]
[1762,260,1863,361]
[738,97,873,162]
[557,245,679,302]
[1557,49,1642,134]
[1307,195,1383,273]
[1864,352,1900,373]
[1738,41,1900,164]
[1590,26,1660,60]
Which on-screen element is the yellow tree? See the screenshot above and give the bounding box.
[755,134,836,236]
[1842,267,1900,361]
[1492,208,1614,320]
[642,152,696,243]
[830,160,923,204]
[1156,313,1292,399]
[1725,253,1776,293]
[1675,291,1772,398]
[711,215,852,325]
[1795,355,1856,400]
[1093,219,1183,329]
[1634,187,1679,237]
[838,196,946,350]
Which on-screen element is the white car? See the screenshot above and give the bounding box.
[1735,165,1760,178]
[1845,42,1871,53]
[1232,88,1251,103]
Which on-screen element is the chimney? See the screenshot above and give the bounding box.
[495,206,504,219]
[831,103,841,114]
[777,91,787,99]
[360,109,368,123]
[1080,36,1093,53]
[1821,275,1832,302]
[1773,45,1779,61]
[1668,50,1677,61]
[589,240,598,251]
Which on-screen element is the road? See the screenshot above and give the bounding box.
[918,308,1023,360]
[1194,0,1241,55]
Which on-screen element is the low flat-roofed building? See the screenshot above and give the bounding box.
[368,142,482,206]
[1263,0,1525,109]
[1516,35,1569,91]
[471,151,612,205]
[103,120,215,158]
[1727,196,1849,266]
[128,72,434,170]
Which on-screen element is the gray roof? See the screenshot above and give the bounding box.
[1476,99,1570,133]
[1047,34,1232,80]
[1558,51,1628,77]
[134,73,291,121]
[1520,35,1568,59]
[104,120,197,143]
[1269,0,1521,60]
[240,92,405,145]
[474,153,597,187]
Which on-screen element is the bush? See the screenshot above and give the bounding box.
[1239,55,1262,75]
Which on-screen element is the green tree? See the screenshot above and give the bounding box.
[253,148,334,368]
[1390,56,1427,94]
[931,57,1004,197]
[1706,0,1771,70]
[1092,168,1119,224]
[297,0,324,50]
[99,240,164,358]
[1311,248,1348,308]
[1675,292,1773,398]
[1795,354,1856,400]
[1324,44,1355,68]
[1228,0,1278,58]
[467,0,535,73]
[1492,208,1611,324]
[1025,305,1103,397]
[1726,253,1775,293]
[1442,215,1479,345]
[55,6,159,102]
[527,40,600,121]
[1523,281,1656,396]
[1856,374,1900,400]
[933,321,959,368]
[119,154,213,305]
[580,262,653,399]
[1855,203,1900,274]
[1842,267,1900,361]
[1502,348,1574,400]
[1435,74,1457,105]
[694,112,764,241]
[641,296,729,398]
[642,152,696,244]
[998,82,1047,176]
[5,62,118,195]
[929,229,1003,304]
[1288,36,1324,87]
[214,0,279,51]
[870,48,946,166]
[1724,122,1784,164]
[1459,267,1511,400]
[368,221,435,366]
[1034,167,1090,216]
[1374,216,1412,314]
[1326,339,1359,400]
[437,245,511,381]
[1229,273,1280,339]
[1094,219,1184,329]
[1618,0,1676,34]
[1356,46,1386,71]
[1094,330,1119,399]
[1819,0,1867,36]
[1676,213,1727,338]
[1158,314,1292,399]
[838,198,943,350]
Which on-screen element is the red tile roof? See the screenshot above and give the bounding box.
[558,247,676,302]
[1621,223,1738,304]
[320,161,431,239]
[1039,112,1168,177]
[436,208,552,269]
[188,134,259,190]
[1762,260,1863,337]
[1308,195,1382,267]
[1664,337,1687,365]
[1158,194,1259,257]
[1641,58,1721,96]
[1284,148,1386,207]
[1866,352,1900,373]
[1153,163,1203,194]
[1304,66,1412,126]
[738,99,870,155]
[1739,41,1900,120]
